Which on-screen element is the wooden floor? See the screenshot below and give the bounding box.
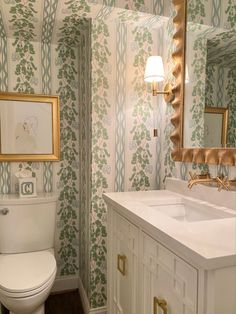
[45,290,84,314]
[1,290,84,314]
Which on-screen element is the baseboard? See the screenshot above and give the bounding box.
[78,277,107,314]
[52,275,78,293]
[78,276,90,313]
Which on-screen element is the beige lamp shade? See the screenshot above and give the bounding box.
[144,56,164,83]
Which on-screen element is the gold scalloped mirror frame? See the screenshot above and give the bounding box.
[171,0,236,166]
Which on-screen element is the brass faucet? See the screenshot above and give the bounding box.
[188,171,232,191]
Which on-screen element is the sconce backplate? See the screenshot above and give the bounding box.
[164,83,174,103]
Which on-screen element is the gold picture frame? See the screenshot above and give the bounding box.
[0,92,60,161]
[204,107,228,148]
[171,0,236,166]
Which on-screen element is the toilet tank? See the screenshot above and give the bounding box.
[0,193,57,254]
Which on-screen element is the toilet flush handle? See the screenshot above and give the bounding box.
[0,208,9,215]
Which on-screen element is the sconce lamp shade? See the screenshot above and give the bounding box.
[144,56,164,83]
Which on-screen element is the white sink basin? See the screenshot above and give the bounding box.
[144,199,235,222]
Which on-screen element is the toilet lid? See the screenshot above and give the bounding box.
[0,251,56,293]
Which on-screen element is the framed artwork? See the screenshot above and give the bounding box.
[0,92,60,161]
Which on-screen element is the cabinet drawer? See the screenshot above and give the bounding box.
[140,232,198,314]
[109,211,139,314]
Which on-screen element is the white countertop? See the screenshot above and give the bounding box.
[104,185,236,270]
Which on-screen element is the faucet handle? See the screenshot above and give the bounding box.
[216,176,231,191]
[189,171,197,180]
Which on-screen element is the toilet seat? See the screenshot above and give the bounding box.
[0,269,57,299]
[0,250,57,298]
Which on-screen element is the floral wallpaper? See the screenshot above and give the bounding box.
[0,0,235,312]
[56,2,81,276]
[129,25,153,190]
[0,0,82,277]
[90,15,111,307]
[78,18,91,299]
[88,9,167,307]
[0,0,167,310]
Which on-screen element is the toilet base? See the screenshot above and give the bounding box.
[10,304,44,314]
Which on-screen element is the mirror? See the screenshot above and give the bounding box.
[171,0,236,165]
[0,92,60,161]
[184,7,236,149]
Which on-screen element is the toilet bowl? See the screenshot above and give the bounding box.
[0,250,57,314]
[0,194,57,314]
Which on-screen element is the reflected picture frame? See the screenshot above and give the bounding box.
[204,107,228,148]
[0,92,60,161]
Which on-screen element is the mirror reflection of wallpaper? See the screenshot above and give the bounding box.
[205,31,236,148]
[184,0,236,149]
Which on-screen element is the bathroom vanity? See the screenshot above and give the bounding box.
[103,179,236,314]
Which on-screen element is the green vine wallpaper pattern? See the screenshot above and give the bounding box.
[0,10,8,91]
[190,35,206,147]
[9,0,41,184]
[186,1,206,148]
[205,64,215,107]
[163,7,176,178]
[187,0,206,24]
[56,2,81,276]
[0,0,164,309]
[78,17,91,298]
[226,68,236,147]
[129,25,153,190]
[124,0,145,11]
[10,0,37,94]
[0,9,10,195]
[90,17,111,307]
[0,0,235,312]
[226,0,236,28]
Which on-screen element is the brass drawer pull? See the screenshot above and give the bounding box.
[154,297,167,314]
[117,254,126,276]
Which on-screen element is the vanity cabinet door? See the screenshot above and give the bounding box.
[108,210,139,314]
[140,232,198,314]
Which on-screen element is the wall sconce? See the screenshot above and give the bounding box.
[144,56,174,102]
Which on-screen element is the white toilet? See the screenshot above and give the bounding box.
[0,194,57,314]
